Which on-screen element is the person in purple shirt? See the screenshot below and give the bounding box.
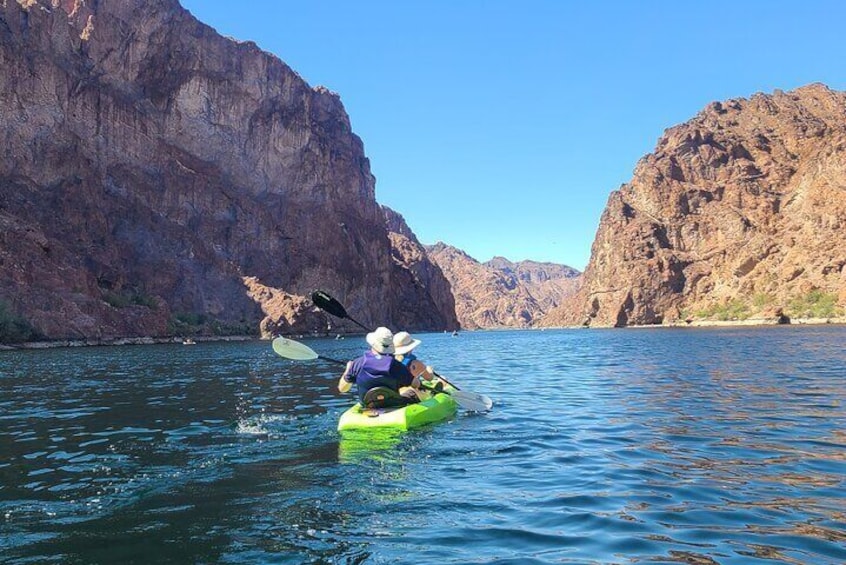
[338,327,419,407]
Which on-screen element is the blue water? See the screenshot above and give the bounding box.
[1,326,845,564]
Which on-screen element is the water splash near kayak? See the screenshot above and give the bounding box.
[234,413,293,437]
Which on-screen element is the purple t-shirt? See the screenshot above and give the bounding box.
[344,351,414,403]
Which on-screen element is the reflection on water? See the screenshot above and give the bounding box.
[1,327,845,563]
[338,428,405,464]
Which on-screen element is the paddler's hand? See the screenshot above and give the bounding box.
[408,359,432,381]
[337,362,353,393]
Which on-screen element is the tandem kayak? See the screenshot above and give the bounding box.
[337,390,458,432]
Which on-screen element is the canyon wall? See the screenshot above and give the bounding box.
[0,0,452,340]
[382,207,460,332]
[427,243,580,329]
[543,84,846,327]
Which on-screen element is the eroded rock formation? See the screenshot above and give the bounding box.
[543,84,846,327]
[0,0,451,340]
[382,207,460,332]
[427,243,580,328]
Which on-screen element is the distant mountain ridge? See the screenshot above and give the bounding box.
[485,256,580,284]
[426,243,581,329]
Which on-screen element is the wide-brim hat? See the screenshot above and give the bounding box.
[393,331,421,355]
[366,326,395,354]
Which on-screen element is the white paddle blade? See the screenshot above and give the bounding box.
[272,337,319,361]
[451,390,493,412]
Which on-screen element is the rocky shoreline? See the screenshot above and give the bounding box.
[666,317,846,328]
[579,316,846,330]
[0,335,259,351]
[4,317,845,351]
[539,315,846,330]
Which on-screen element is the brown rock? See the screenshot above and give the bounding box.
[382,207,460,331]
[427,243,580,329]
[544,84,846,327]
[0,0,453,341]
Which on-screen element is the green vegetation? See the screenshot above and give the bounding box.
[694,298,751,321]
[208,320,257,337]
[785,290,843,319]
[103,289,157,309]
[752,293,775,309]
[689,290,844,322]
[0,301,42,343]
[168,312,257,337]
[168,313,206,336]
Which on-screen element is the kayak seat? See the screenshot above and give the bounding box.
[363,386,413,409]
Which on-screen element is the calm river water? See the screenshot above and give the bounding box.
[1,326,845,564]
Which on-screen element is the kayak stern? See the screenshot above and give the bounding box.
[337,392,457,432]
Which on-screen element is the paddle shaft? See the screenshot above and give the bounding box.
[323,353,462,405]
[321,354,447,392]
[320,355,347,366]
[311,290,463,391]
[343,316,370,332]
[427,369,460,391]
[311,290,370,331]
[272,333,487,407]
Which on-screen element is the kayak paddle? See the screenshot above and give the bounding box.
[310,290,493,411]
[272,336,346,365]
[272,336,491,411]
[427,385,492,412]
[311,290,370,331]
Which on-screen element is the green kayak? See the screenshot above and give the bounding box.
[337,391,458,432]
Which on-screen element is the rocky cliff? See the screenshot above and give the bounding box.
[427,243,580,328]
[0,0,453,341]
[543,84,846,327]
[382,207,460,332]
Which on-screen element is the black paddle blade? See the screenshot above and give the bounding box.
[311,290,349,319]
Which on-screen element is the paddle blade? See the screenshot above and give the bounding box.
[311,290,349,319]
[451,390,493,412]
[272,337,319,361]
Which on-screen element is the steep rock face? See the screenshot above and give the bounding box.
[0,0,448,340]
[382,207,459,332]
[544,84,846,327]
[427,243,580,329]
[485,257,581,315]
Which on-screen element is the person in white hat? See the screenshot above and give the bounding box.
[393,331,438,391]
[338,327,420,407]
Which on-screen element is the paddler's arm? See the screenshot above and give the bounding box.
[408,359,434,382]
[338,361,353,393]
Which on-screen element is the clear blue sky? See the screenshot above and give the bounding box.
[180,1,846,271]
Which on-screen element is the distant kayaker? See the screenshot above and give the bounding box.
[338,327,421,407]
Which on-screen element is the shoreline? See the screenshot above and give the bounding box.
[639,316,846,329]
[0,330,359,351]
[554,316,846,330]
[538,315,846,330]
[2,317,845,350]
[0,335,259,351]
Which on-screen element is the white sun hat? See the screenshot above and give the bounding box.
[366,326,395,354]
[393,331,421,355]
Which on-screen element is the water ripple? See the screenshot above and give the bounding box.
[2,328,846,563]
